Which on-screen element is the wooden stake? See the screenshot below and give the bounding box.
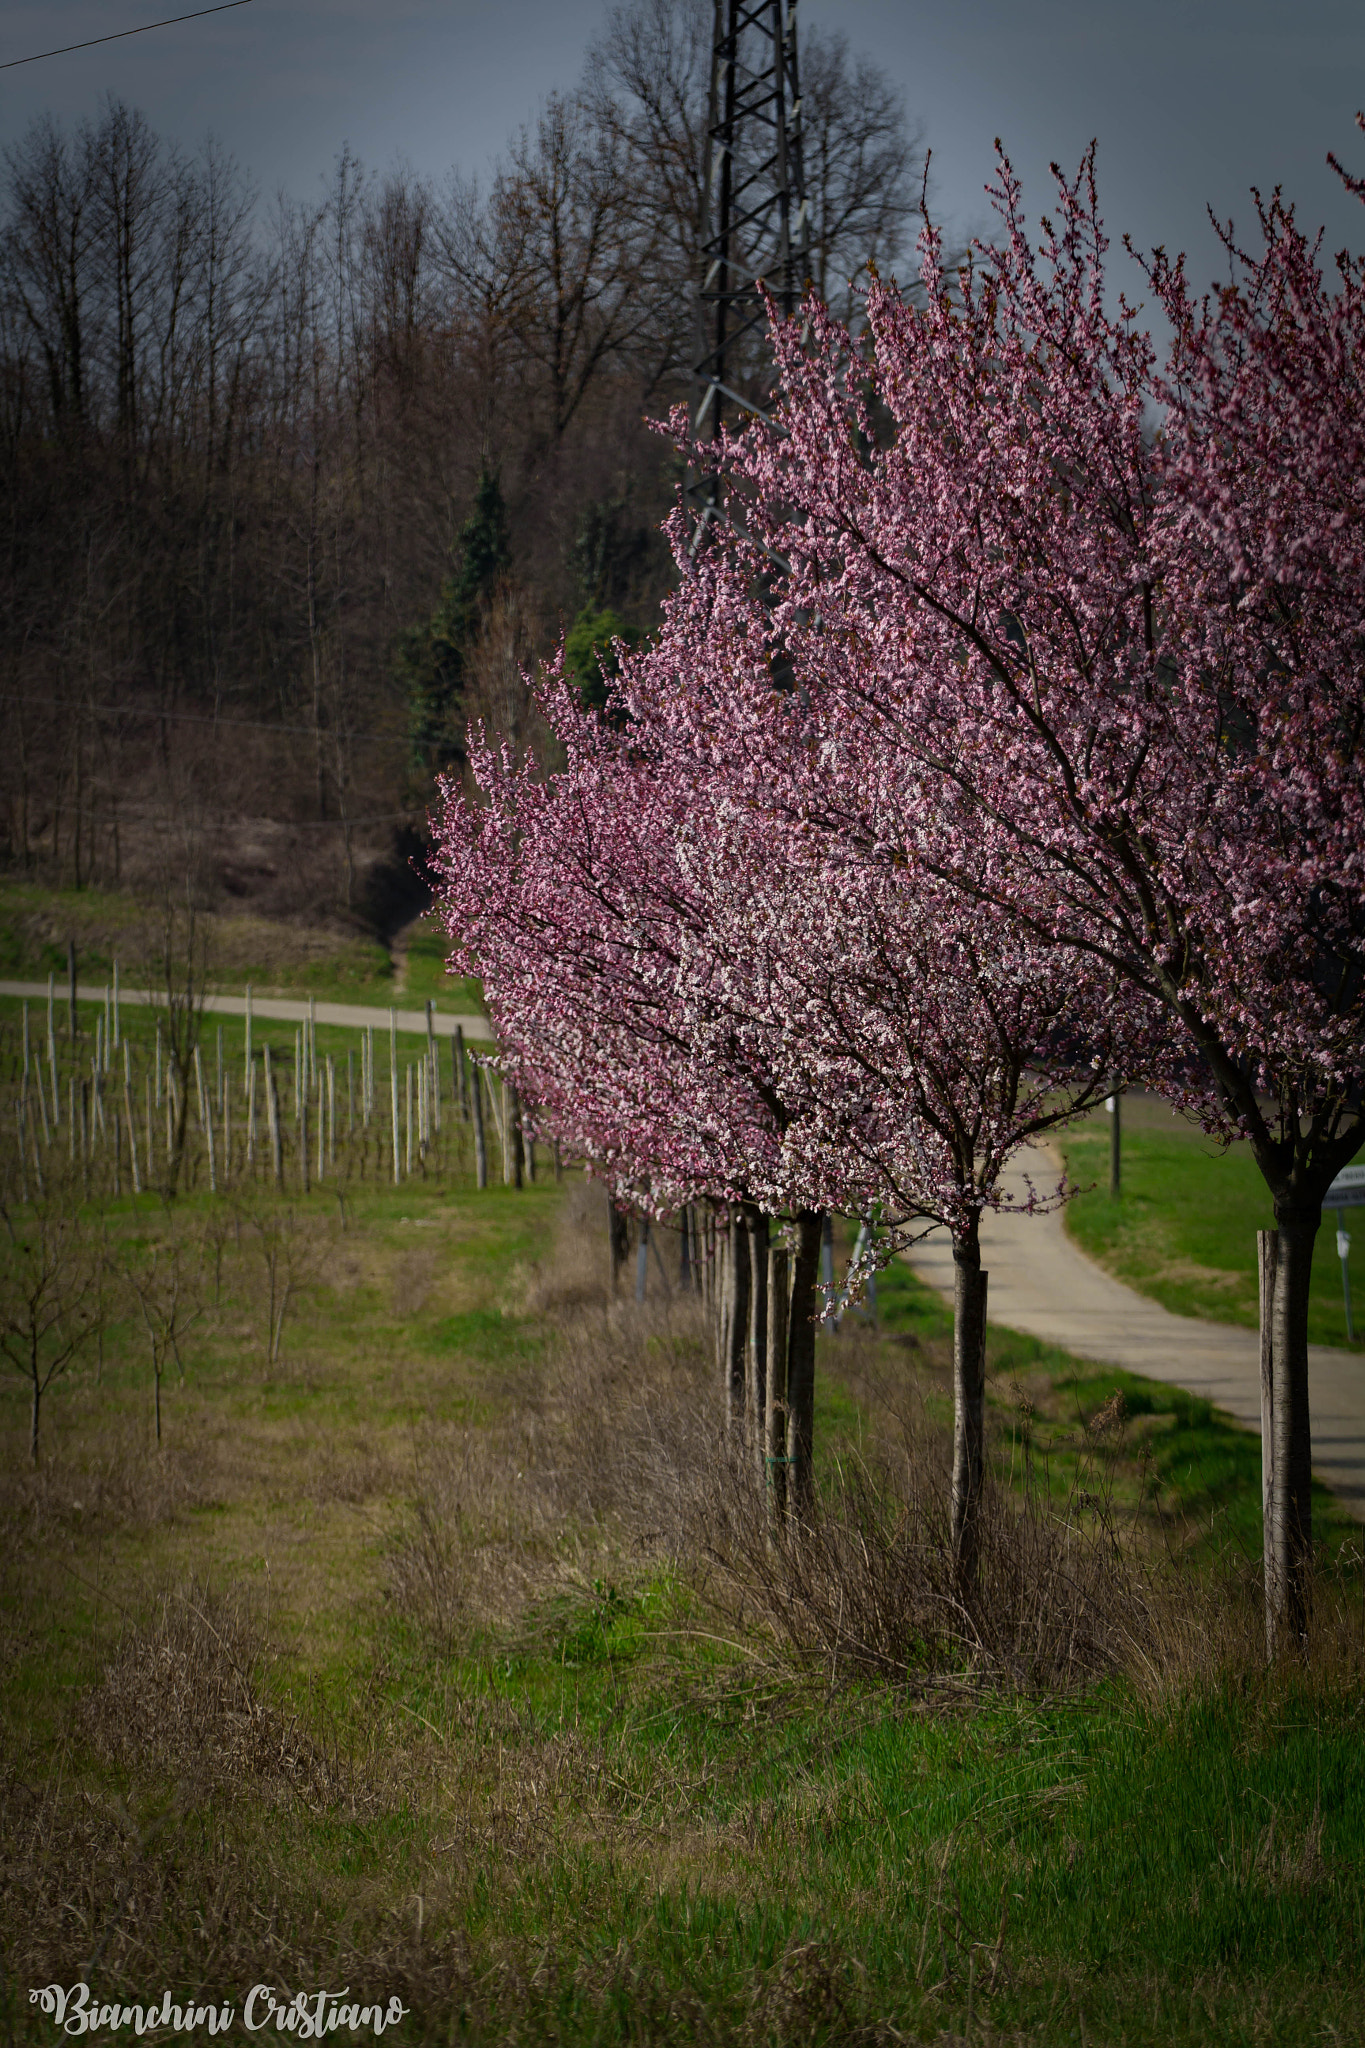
[453,1027,467,1120]
[47,979,59,1126]
[390,1046,401,1186]
[264,1045,283,1188]
[196,1045,217,1193]
[34,1046,51,1146]
[405,1063,414,1176]
[124,1070,142,1194]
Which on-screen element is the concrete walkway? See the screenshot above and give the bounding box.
[0,978,492,1040]
[905,1148,1365,1521]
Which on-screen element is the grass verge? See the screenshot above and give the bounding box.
[2,1181,1363,2045]
[1062,1114,1365,1351]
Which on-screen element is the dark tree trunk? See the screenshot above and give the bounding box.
[951,1221,989,1593]
[786,1210,823,1514]
[713,1224,729,1381]
[1267,1205,1318,1653]
[1258,1228,1277,1634]
[766,1242,790,1525]
[607,1190,630,1298]
[509,1087,524,1187]
[744,1205,769,1452]
[726,1216,749,1433]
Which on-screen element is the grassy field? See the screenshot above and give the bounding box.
[3,1156,1363,2047]
[1062,1103,1365,1351]
[0,881,482,1012]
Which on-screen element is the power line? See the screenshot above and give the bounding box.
[0,0,253,71]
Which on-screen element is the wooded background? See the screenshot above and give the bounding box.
[0,0,921,929]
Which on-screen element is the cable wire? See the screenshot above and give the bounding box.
[1,1,253,71]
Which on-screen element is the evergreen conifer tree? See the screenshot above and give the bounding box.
[398,467,512,768]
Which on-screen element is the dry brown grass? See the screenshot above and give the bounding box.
[78,1580,342,1805]
[388,1190,1365,1701]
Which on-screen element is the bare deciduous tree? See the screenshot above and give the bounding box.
[0,1167,100,1464]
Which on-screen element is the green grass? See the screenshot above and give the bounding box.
[400,911,482,1010]
[3,1159,1364,2042]
[1062,1116,1365,1351]
[875,1256,1359,1564]
[0,880,482,1010]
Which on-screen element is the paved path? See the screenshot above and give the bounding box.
[905,1147,1365,1520]
[0,978,492,1040]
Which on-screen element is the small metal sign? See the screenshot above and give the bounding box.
[1326,1164,1365,1209]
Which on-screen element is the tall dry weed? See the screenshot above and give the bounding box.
[391,1187,1365,1697]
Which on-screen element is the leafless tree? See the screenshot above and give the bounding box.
[0,1166,101,1464]
[118,1209,204,1442]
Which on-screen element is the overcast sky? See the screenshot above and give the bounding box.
[3,0,1364,301]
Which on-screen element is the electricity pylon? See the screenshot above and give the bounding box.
[690,0,809,539]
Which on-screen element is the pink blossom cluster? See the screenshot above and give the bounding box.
[432,540,1144,1265]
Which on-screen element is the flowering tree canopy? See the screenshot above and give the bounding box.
[433,545,1143,1565]
[698,142,1365,1640]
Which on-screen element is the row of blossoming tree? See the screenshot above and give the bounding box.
[433,138,1365,1655]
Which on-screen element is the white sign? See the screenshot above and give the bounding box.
[1326,1163,1365,1209]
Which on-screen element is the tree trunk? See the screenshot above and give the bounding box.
[30,1374,40,1467]
[744,1206,769,1454]
[636,1217,650,1303]
[786,1210,823,1514]
[1258,1227,1277,1645]
[726,1216,749,1433]
[951,1224,989,1594]
[766,1242,790,1524]
[1267,1209,1317,1654]
[608,1191,630,1298]
[509,1087,524,1188]
[471,1067,488,1188]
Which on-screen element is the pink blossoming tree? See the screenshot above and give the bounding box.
[702,143,1365,1647]
[433,551,1142,1573]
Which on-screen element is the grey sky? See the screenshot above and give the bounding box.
[3,0,1364,302]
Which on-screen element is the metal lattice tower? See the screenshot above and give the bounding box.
[690,0,809,536]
